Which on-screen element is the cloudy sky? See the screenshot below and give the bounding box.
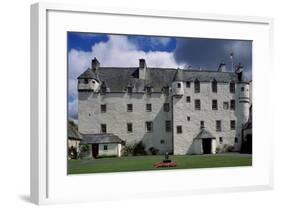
[68,32,252,120]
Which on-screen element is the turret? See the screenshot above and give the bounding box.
[172,69,184,97]
[91,57,100,74]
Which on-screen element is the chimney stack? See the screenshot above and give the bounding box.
[218,61,226,72]
[91,57,100,73]
[139,58,147,79]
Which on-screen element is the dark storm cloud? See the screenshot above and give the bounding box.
[174,38,252,80]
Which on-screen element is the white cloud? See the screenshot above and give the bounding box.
[68,35,181,119]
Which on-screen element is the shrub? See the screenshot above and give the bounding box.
[148,147,159,155]
[227,145,235,152]
[68,146,78,159]
[80,144,90,153]
[122,144,134,156]
[133,141,147,156]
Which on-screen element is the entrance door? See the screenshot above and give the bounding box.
[92,144,99,158]
[202,139,212,154]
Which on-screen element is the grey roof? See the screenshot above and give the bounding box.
[80,133,124,144]
[68,122,82,140]
[194,127,216,140]
[78,67,239,92]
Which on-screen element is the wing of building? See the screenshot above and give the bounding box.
[77,58,251,157]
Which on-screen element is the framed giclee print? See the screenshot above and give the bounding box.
[30,2,274,205]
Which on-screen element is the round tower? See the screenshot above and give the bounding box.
[172,69,184,97]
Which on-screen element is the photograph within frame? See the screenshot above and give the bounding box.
[67,32,252,174]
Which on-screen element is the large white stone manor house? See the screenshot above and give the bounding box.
[76,58,252,157]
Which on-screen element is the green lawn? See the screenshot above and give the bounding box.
[68,154,252,174]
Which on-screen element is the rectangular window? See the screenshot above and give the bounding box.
[163,103,170,112]
[216,120,221,132]
[230,82,235,93]
[194,80,200,93]
[219,137,223,144]
[165,120,172,132]
[127,123,133,133]
[160,139,165,144]
[177,83,181,88]
[101,124,107,133]
[223,101,229,110]
[212,100,218,110]
[163,86,169,95]
[230,120,236,130]
[145,121,153,132]
[200,121,204,128]
[146,87,152,94]
[187,116,190,121]
[176,125,182,134]
[103,145,108,150]
[241,87,245,92]
[186,81,190,88]
[186,96,191,103]
[195,99,201,110]
[127,86,133,93]
[212,81,217,92]
[127,104,133,112]
[146,103,152,112]
[235,137,238,143]
[230,99,236,110]
[101,104,106,113]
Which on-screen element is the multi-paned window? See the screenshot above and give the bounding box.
[230,120,236,130]
[160,140,165,144]
[101,104,107,113]
[146,103,152,112]
[145,121,153,132]
[212,100,218,110]
[103,145,108,150]
[146,86,152,94]
[127,104,133,112]
[186,96,191,103]
[194,79,200,93]
[127,123,133,133]
[165,120,172,132]
[101,124,107,133]
[127,86,133,93]
[176,125,182,134]
[223,101,229,110]
[216,120,222,132]
[163,103,170,112]
[195,99,201,110]
[212,79,217,92]
[200,121,205,128]
[186,81,190,88]
[230,99,236,110]
[230,82,235,93]
[163,86,169,95]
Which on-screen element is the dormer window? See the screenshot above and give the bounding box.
[212,79,217,93]
[84,79,89,84]
[162,86,169,96]
[146,86,152,94]
[127,86,133,94]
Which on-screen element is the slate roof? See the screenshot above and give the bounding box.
[80,133,125,144]
[78,67,239,93]
[194,127,216,140]
[68,122,82,140]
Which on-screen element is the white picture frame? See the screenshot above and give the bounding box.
[30,2,274,205]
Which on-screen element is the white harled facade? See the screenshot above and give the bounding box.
[77,58,251,155]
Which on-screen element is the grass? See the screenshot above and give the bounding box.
[68,154,252,174]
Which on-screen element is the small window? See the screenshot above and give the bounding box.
[195,99,201,110]
[101,104,106,113]
[163,103,170,112]
[241,87,245,92]
[186,81,190,88]
[100,82,107,94]
[163,86,169,95]
[200,121,204,128]
[84,79,89,84]
[212,80,217,93]
[235,137,238,143]
[230,82,235,93]
[186,96,191,103]
[230,100,236,110]
[92,80,95,84]
[165,120,171,132]
[212,100,218,110]
[223,102,229,110]
[177,83,181,88]
[101,124,107,133]
[103,145,108,150]
[216,120,221,132]
[127,123,133,133]
[194,79,200,93]
[230,120,236,130]
[146,103,152,112]
[160,139,165,144]
[187,116,190,121]
[127,86,133,93]
[145,121,153,132]
[219,137,223,144]
[127,104,133,112]
[176,125,182,134]
[146,86,152,94]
